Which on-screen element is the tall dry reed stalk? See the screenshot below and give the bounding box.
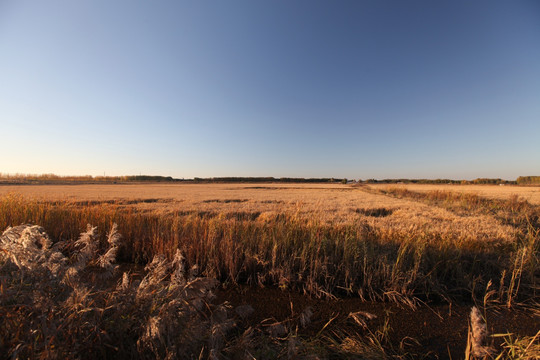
[467,306,494,358]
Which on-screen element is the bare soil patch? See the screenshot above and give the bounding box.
[218,286,540,359]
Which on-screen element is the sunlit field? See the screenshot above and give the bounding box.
[370,183,540,205]
[0,183,523,240]
[1,183,539,359]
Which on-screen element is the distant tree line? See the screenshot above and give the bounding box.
[0,174,346,184]
[0,173,181,184]
[362,178,517,185]
[516,176,540,185]
[363,178,462,184]
[192,177,344,183]
[2,173,537,185]
[469,178,516,185]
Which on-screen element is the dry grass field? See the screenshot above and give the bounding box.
[1,183,539,359]
[370,183,540,205]
[0,183,520,242]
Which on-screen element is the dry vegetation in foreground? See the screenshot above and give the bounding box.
[1,183,539,359]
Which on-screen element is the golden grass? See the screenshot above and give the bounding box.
[370,183,540,205]
[1,183,539,359]
[0,183,520,243]
[1,183,538,303]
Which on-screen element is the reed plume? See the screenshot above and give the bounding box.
[469,306,494,357]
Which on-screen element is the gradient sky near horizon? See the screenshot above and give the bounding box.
[1,1,539,180]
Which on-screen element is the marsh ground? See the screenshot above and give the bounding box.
[1,183,538,359]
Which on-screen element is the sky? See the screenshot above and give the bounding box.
[1,1,539,180]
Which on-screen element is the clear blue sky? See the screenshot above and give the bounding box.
[1,1,539,180]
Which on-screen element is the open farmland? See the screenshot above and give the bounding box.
[1,183,539,359]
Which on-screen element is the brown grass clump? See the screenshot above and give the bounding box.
[0,223,229,358]
[493,331,540,360]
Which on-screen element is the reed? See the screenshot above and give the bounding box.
[1,193,537,303]
[2,199,539,358]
